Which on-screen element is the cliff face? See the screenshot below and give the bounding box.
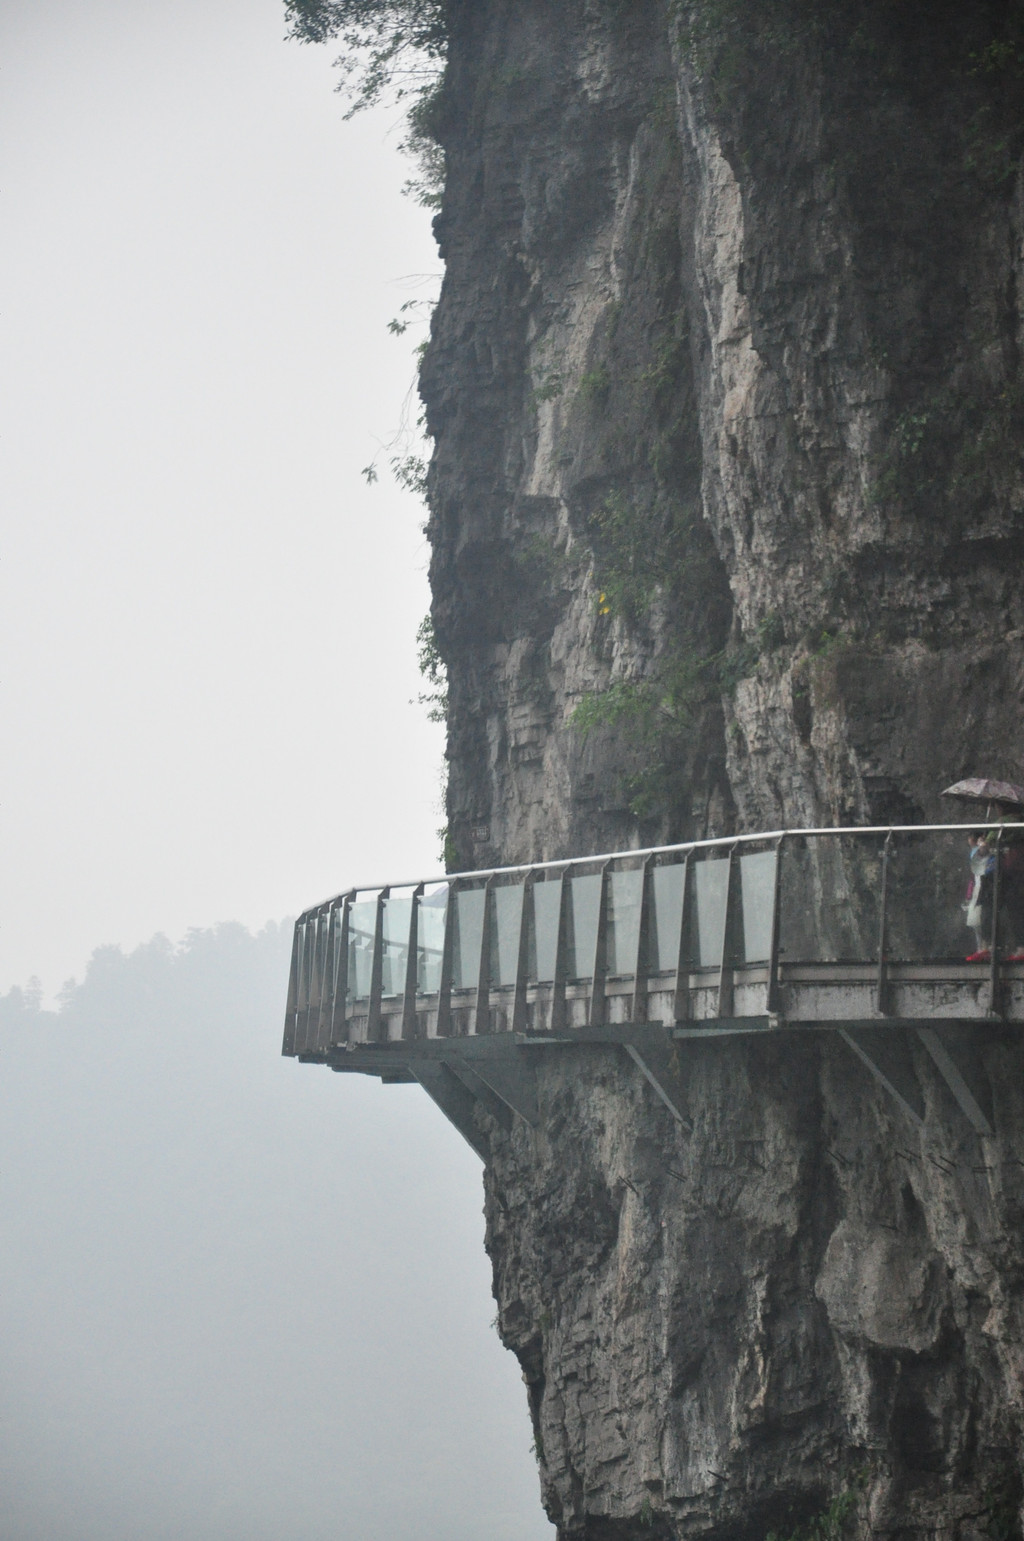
[418,1,1024,1536]
[481,1037,1024,1541]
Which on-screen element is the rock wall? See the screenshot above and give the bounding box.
[482,1034,1024,1541]
[418,1,1024,1536]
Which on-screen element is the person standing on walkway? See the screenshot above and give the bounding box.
[965,831,995,961]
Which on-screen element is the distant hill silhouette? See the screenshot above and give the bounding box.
[1,923,550,1541]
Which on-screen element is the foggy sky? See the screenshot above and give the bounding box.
[1,928,551,1540]
[2,4,554,1537]
[2,0,446,996]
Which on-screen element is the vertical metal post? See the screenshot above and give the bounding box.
[305,908,326,1053]
[292,918,307,1054]
[989,826,1004,1018]
[328,892,353,1047]
[716,844,739,1019]
[316,904,333,1044]
[876,830,893,1017]
[313,898,339,1052]
[435,879,459,1039]
[630,854,654,1025]
[402,883,425,1041]
[303,912,319,1051]
[550,869,570,1034]
[282,917,303,1055]
[511,872,536,1035]
[588,862,612,1029]
[366,886,389,1044]
[295,914,315,1055]
[671,851,693,1025]
[474,877,496,1036]
[765,834,786,1018]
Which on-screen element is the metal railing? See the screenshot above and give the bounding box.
[283,823,1024,1056]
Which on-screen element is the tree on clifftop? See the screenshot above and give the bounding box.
[284,0,446,113]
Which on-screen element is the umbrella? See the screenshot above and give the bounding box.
[942,778,1024,812]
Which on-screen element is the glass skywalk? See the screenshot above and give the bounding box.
[284,824,1024,1060]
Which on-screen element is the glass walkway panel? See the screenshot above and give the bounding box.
[284,825,1024,1147]
[286,824,1024,1055]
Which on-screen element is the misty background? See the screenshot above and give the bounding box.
[2,2,552,1536]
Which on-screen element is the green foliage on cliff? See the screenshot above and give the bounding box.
[285,0,448,203]
[677,0,1024,177]
[981,1466,1024,1541]
[571,670,695,743]
[569,486,708,817]
[570,617,786,819]
[570,477,783,820]
[284,1,446,112]
[556,90,742,830]
[873,379,1024,532]
[571,656,707,819]
[765,1470,868,1541]
[415,613,448,724]
[560,128,732,826]
[588,490,690,624]
[415,612,451,864]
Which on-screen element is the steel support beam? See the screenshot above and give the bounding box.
[625,1040,690,1126]
[838,1026,925,1127]
[917,1025,993,1136]
[409,1061,488,1160]
[445,1061,513,1131]
[465,1049,540,1126]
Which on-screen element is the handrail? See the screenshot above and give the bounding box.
[295,823,1024,920]
[286,822,1024,1053]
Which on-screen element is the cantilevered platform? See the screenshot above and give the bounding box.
[283,825,1024,1150]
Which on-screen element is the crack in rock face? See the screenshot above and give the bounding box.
[419,0,1024,1534]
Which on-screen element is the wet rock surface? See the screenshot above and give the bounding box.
[419,1,1024,1534]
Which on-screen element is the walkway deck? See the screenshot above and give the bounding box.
[283,825,1024,1150]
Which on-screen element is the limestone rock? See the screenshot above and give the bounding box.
[419,1,1024,1534]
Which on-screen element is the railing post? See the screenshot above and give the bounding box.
[328,892,353,1047]
[366,886,389,1044]
[550,868,570,1034]
[588,861,612,1030]
[989,826,1004,1018]
[282,916,303,1055]
[765,834,786,1018]
[671,852,693,1025]
[402,883,425,1041]
[313,897,340,1052]
[308,906,330,1053]
[296,912,316,1055]
[715,845,740,1019]
[317,903,332,1033]
[876,830,893,1016]
[474,877,496,1036]
[511,871,537,1034]
[630,854,654,1025]
[306,910,323,1052]
[435,879,459,1039]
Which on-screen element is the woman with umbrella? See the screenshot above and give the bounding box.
[942,779,1024,961]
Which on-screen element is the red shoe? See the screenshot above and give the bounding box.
[1007,950,1024,963]
[966,949,991,962]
